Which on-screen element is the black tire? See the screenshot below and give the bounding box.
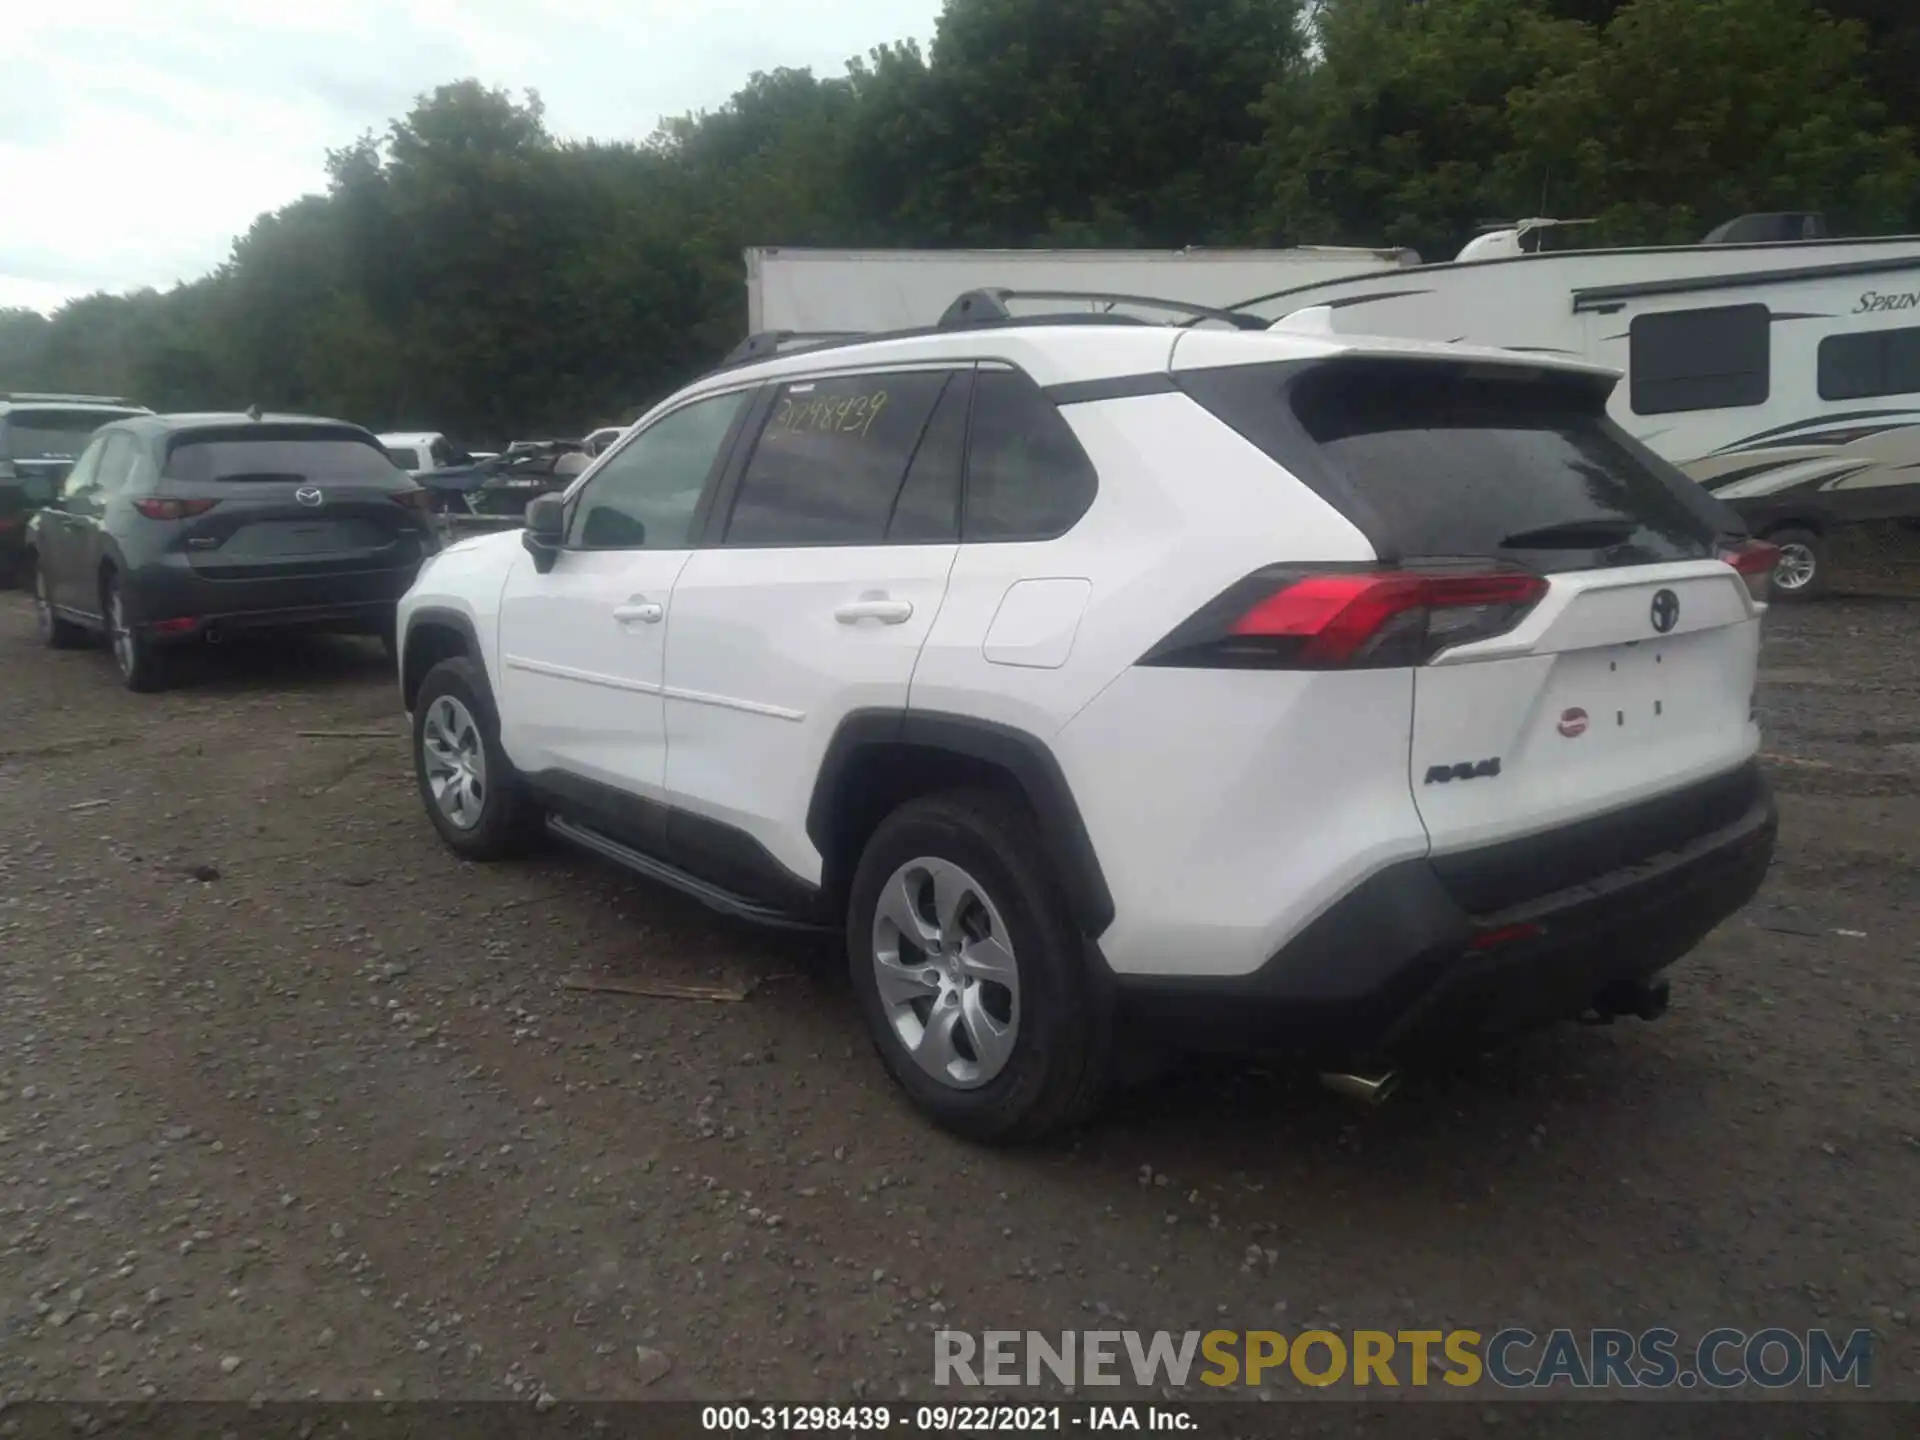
[30,560,88,649]
[412,656,541,859]
[102,572,169,691]
[1766,526,1828,601]
[846,789,1111,1143]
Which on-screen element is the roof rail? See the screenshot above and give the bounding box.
[704,288,1268,380]
[937,288,1268,331]
[717,330,867,368]
[0,391,140,407]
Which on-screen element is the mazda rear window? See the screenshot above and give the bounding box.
[1185,358,1726,571]
[164,427,400,484]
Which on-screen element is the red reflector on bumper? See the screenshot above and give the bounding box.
[147,617,200,635]
[1468,922,1545,952]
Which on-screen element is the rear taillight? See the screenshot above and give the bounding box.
[390,488,433,511]
[1717,537,1779,605]
[1143,565,1549,670]
[134,497,219,521]
[0,515,20,532]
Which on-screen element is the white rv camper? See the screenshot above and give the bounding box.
[745,245,1418,335]
[1237,213,1920,597]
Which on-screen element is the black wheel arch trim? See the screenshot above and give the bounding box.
[807,709,1116,938]
[402,606,487,708]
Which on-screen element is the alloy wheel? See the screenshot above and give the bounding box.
[421,694,488,830]
[33,568,54,642]
[1773,542,1818,593]
[871,857,1020,1090]
[108,589,136,677]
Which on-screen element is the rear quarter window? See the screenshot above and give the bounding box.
[962,367,1099,542]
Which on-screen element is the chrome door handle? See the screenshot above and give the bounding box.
[835,597,914,625]
[613,601,663,624]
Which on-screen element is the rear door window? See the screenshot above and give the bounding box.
[94,434,139,494]
[723,370,952,546]
[386,447,423,470]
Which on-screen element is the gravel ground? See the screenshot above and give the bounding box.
[0,591,1915,1405]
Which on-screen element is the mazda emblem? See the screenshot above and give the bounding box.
[1650,589,1680,634]
[295,487,324,508]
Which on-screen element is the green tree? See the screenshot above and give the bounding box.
[1257,0,1599,256]
[901,0,1306,244]
[1508,0,1920,242]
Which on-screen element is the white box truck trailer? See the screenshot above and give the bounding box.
[743,245,1420,335]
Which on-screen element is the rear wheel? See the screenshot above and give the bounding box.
[847,789,1110,1143]
[1767,526,1828,601]
[32,562,87,649]
[103,574,168,691]
[412,657,541,859]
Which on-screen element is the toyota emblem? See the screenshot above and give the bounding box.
[295,487,324,508]
[1558,707,1590,738]
[1650,588,1680,634]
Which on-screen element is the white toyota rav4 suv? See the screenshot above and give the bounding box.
[396,294,1780,1141]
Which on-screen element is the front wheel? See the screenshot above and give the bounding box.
[412,656,540,859]
[1767,526,1828,601]
[847,789,1110,1143]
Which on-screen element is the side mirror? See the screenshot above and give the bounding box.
[523,493,565,572]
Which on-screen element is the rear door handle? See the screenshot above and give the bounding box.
[835,597,914,625]
[613,600,664,624]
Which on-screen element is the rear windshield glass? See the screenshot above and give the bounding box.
[164,428,400,484]
[2,409,143,459]
[1194,359,1721,571]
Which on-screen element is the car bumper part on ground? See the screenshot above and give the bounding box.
[1110,761,1778,1063]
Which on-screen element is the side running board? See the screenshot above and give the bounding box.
[545,814,823,932]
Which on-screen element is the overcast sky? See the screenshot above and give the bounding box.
[1,0,943,313]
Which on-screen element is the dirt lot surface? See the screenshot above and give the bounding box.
[0,591,1915,1407]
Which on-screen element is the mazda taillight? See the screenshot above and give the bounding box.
[1717,537,1779,605]
[1141,566,1549,670]
[390,488,433,511]
[134,497,220,521]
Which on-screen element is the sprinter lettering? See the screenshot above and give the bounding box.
[1853,290,1920,314]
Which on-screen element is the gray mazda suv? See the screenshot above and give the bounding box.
[26,411,437,690]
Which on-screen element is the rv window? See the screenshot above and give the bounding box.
[1629,304,1771,415]
[1818,327,1920,401]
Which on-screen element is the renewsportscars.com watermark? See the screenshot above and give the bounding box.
[933,1328,1874,1391]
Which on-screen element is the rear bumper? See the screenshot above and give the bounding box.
[1108,762,1777,1063]
[128,559,421,639]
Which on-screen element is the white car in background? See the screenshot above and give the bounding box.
[379,432,471,475]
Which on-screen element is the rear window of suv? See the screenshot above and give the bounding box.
[163,426,401,484]
[2,408,144,460]
[1185,358,1722,572]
